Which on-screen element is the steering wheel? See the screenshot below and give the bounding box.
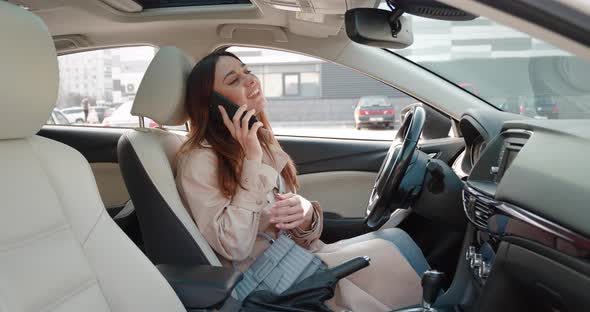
[365,106,426,228]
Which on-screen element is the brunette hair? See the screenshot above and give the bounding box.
[178,51,299,198]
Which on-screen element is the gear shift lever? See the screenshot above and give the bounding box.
[421,270,445,311]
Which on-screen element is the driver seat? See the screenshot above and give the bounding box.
[0,2,185,311]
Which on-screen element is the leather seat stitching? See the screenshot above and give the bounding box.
[0,224,69,252]
[27,137,103,242]
[38,278,99,312]
[82,209,105,246]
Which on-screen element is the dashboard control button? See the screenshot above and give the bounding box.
[471,253,483,270]
[466,246,476,262]
[479,262,492,279]
[490,166,499,175]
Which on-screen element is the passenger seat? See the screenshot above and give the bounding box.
[117,47,221,266]
[0,3,186,311]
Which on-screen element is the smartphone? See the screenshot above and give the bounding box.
[209,91,258,129]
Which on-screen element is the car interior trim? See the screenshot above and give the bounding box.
[464,185,590,255]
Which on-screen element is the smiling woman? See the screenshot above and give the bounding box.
[171,49,430,311]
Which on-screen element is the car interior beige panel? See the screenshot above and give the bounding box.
[91,162,130,209]
[298,171,376,218]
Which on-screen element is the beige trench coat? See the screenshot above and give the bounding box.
[176,142,422,311]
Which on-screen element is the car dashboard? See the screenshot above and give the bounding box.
[453,110,590,311]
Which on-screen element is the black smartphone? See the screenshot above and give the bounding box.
[209,91,258,129]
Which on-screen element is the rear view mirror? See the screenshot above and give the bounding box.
[345,8,413,49]
[345,1,477,49]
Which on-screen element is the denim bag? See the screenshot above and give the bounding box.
[232,175,326,301]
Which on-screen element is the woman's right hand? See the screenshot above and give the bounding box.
[219,104,265,162]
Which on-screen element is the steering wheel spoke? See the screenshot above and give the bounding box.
[366,189,379,216]
[365,106,426,229]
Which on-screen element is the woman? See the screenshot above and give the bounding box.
[175,51,428,311]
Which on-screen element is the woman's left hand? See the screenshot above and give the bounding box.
[270,193,314,230]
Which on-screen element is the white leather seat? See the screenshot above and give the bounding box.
[118,47,221,266]
[0,3,186,311]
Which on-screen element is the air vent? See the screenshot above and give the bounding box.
[473,199,493,228]
[463,189,496,229]
[462,190,469,205]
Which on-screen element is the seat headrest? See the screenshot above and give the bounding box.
[131,47,194,126]
[0,2,59,140]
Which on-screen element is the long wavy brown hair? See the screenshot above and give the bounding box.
[178,51,299,198]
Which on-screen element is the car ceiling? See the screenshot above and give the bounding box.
[9,0,364,54]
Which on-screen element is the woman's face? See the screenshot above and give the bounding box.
[213,56,265,112]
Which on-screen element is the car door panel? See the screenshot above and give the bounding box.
[91,162,130,210]
[298,171,376,218]
[278,136,464,219]
[38,126,123,162]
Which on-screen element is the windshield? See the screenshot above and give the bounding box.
[389,15,590,119]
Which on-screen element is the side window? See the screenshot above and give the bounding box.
[52,46,158,128]
[46,113,55,125]
[227,47,451,140]
[54,111,70,125]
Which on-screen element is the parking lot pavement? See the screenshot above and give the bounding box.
[272,124,398,140]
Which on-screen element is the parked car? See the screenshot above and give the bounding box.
[102,101,157,128]
[500,95,559,119]
[46,109,71,125]
[94,106,113,123]
[498,97,521,115]
[523,95,559,119]
[353,96,396,129]
[60,107,86,123]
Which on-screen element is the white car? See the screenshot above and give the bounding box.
[102,101,157,128]
[46,109,70,125]
[60,107,86,124]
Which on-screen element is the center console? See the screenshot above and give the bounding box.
[460,129,532,286]
[462,128,589,290]
[453,117,590,312]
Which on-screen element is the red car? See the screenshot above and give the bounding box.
[354,96,396,129]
